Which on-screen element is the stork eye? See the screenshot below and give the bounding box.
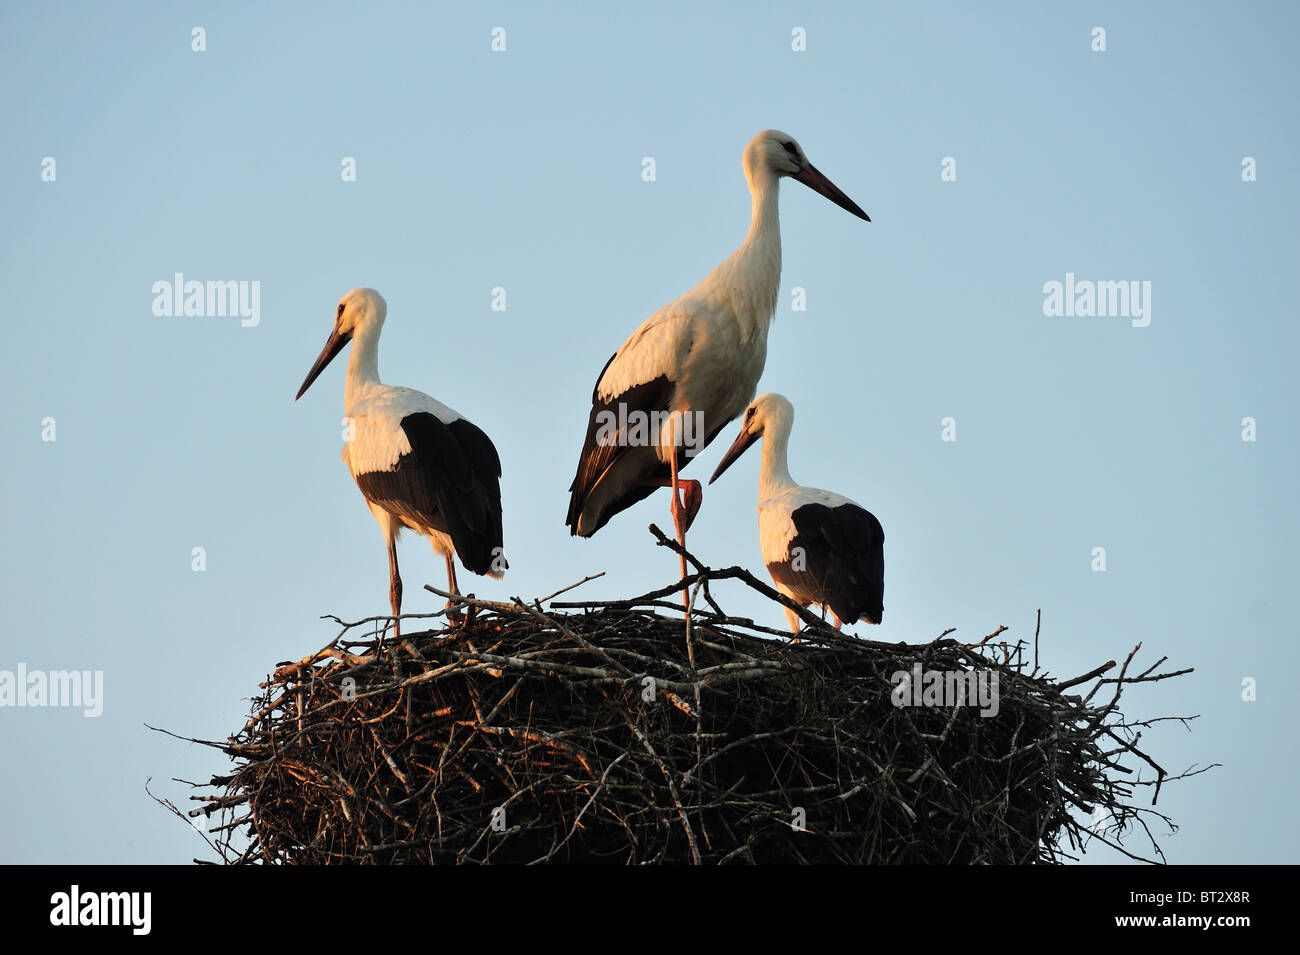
[781,141,799,158]
[746,407,755,420]
[336,303,345,319]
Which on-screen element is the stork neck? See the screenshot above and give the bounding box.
[742,169,782,259]
[344,323,382,409]
[712,168,782,340]
[759,424,797,498]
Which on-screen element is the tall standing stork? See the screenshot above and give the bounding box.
[565,130,869,598]
[295,288,506,638]
[710,393,884,635]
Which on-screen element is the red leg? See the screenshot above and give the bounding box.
[444,552,465,626]
[669,451,691,608]
[639,451,705,614]
[678,479,702,530]
[643,474,703,532]
[386,535,402,647]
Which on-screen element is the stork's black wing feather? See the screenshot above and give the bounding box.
[787,502,884,624]
[355,412,506,576]
[564,354,676,536]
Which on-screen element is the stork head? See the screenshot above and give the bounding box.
[709,392,795,484]
[295,288,386,400]
[743,130,870,222]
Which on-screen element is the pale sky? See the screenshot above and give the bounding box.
[1,1,1296,863]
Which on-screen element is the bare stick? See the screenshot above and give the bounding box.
[537,572,607,605]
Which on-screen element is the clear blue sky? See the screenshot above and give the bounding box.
[2,1,1296,864]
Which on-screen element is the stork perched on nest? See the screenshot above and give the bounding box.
[295,288,506,637]
[710,393,884,635]
[565,130,870,601]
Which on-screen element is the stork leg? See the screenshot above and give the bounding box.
[385,533,402,647]
[637,451,703,614]
[668,447,702,611]
[771,578,804,641]
[444,552,465,625]
[643,471,703,535]
[782,607,802,637]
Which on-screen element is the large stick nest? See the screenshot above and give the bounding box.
[170,528,1204,864]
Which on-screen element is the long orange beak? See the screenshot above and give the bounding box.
[709,422,761,485]
[793,163,870,221]
[295,326,350,400]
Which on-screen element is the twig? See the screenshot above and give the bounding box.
[537,572,607,605]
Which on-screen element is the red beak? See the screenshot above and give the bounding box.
[709,422,762,485]
[295,326,350,400]
[793,163,870,221]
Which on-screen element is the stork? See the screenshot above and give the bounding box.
[565,130,869,598]
[295,288,506,638]
[710,393,884,635]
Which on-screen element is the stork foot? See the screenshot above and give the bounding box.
[668,481,703,538]
[668,494,696,614]
[678,480,703,532]
[445,601,465,627]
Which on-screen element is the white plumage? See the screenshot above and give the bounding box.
[711,393,885,635]
[566,130,870,592]
[340,386,472,483]
[296,288,506,638]
[757,485,860,564]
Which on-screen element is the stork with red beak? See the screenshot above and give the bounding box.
[296,288,506,638]
[565,131,870,601]
[711,393,884,635]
